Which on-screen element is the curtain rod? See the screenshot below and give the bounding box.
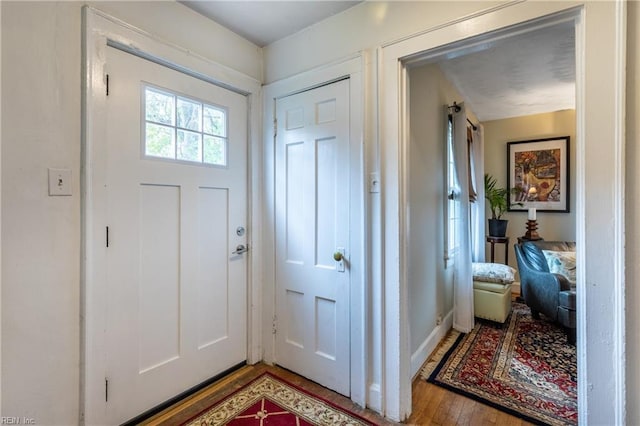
[447,103,478,131]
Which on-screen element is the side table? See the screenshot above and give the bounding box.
[486,236,509,265]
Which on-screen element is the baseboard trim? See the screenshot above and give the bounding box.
[410,310,454,379]
[367,383,382,413]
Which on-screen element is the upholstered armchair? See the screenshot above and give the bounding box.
[514,241,576,344]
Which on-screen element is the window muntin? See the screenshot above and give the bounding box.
[143,86,228,166]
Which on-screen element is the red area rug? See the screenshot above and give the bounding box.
[183,373,375,425]
[422,303,577,426]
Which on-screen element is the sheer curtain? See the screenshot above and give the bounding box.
[470,125,485,262]
[451,104,474,333]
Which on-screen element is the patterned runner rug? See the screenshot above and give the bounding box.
[422,303,577,426]
[182,372,375,425]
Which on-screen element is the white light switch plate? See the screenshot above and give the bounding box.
[48,168,72,196]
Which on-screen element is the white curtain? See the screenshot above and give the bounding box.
[470,125,485,262]
[452,104,474,332]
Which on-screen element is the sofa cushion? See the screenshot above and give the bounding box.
[542,250,577,285]
[521,241,576,273]
[472,262,516,284]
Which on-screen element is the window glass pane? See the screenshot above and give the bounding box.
[203,135,226,165]
[177,98,202,131]
[203,106,226,136]
[143,85,230,167]
[177,130,202,162]
[145,88,174,125]
[145,123,175,158]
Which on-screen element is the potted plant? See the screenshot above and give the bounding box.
[484,173,511,237]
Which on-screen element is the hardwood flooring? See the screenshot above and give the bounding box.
[139,362,531,426]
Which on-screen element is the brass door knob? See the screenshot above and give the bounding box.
[333,252,344,261]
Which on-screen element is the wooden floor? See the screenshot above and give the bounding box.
[140,362,531,426]
[408,377,532,426]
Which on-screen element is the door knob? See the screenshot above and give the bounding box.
[333,251,344,261]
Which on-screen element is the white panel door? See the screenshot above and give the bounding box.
[274,79,351,396]
[104,46,248,424]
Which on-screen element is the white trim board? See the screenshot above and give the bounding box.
[380,2,626,422]
[81,7,262,424]
[261,54,368,409]
[410,310,454,380]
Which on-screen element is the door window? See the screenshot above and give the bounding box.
[144,85,228,166]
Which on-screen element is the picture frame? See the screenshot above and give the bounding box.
[507,136,570,213]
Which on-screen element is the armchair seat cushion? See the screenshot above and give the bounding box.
[559,290,577,310]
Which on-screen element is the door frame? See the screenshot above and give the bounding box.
[380,1,626,422]
[81,7,262,424]
[262,55,367,407]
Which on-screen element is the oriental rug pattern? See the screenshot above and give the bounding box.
[422,303,577,426]
[183,373,374,426]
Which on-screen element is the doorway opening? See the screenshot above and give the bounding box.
[379,3,626,422]
[405,18,577,424]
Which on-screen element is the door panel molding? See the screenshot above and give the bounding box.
[274,79,351,396]
[263,55,367,407]
[82,7,262,424]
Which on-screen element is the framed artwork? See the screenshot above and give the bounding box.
[507,136,570,213]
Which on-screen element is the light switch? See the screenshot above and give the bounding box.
[48,168,72,196]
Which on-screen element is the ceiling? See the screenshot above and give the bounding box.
[180,1,361,47]
[436,21,575,122]
[181,2,575,122]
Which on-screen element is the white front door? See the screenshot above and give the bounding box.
[274,79,351,396]
[104,46,248,424]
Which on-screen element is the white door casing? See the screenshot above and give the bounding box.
[103,46,247,423]
[83,8,263,425]
[261,56,366,409]
[380,2,626,422]
[274,79,351,396]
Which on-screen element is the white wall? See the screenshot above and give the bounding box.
[407,64,478,374]
[269,1,631,422]
[627,1,640,423]
[1,0,638,423]
[2,3,81,422]
[264,1,498,405]
[483,110,576,271]
[92,1,263,81]
[0,2,261,423]
[264,2,501,84]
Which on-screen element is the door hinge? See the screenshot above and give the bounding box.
[106,74,109,96]
[273,117,277,137]
[105,378,109,402]
[272,315,277,335]
[106,226,109,248]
